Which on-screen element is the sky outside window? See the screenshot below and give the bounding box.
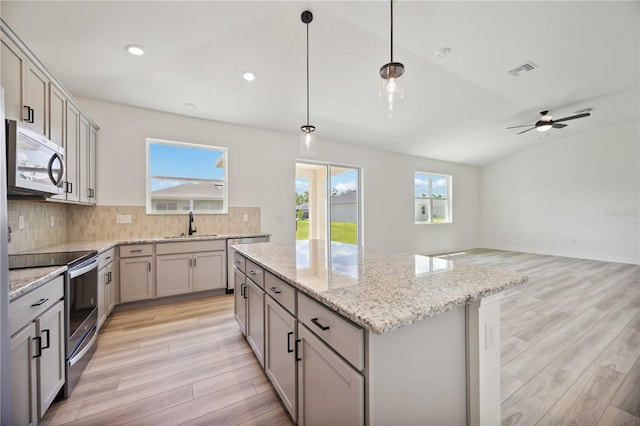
[149,143,225,191]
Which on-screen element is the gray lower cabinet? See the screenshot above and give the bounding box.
[10,275,65,423]
[98,248,117,328]
[245,278,265,367]
[10,322,37,426]
[264,295,297,420]
[119,244,154,303]
[297,324,364,426]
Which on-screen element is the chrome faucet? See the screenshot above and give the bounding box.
[188,211,197,236]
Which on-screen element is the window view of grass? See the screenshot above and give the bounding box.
[296,219,357,245]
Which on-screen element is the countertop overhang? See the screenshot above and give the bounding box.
[232,240,529,334]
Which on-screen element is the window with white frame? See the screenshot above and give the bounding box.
[146,138,228,215]
[414,172,452,224]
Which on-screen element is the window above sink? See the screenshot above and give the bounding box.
[146,138,228,215]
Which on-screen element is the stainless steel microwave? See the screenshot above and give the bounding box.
[6,119,65,197]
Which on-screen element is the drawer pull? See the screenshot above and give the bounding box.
[311,317,330,331]
[42,329,51,349]
[131,249,143,253]
[234,259,242,264]
[270,287,282,294]
[105,256,112,261]
[248,270,258,275]
[33,336,42,358]
[287,331,294,353]
[31,298,49,307]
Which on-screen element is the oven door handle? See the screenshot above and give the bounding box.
[68,326,97,368]
[69,258,98,279]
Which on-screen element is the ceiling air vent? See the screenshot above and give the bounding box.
[507,61,538,77]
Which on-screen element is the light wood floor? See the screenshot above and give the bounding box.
[40,249,640,425]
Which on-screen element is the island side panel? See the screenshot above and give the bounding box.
[466,292,502,426]
[365,305,467,425]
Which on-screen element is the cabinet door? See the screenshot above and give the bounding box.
[79,115,90,203]
[156,253,192,297]
[246,279,265,367]
[49,84,66,146]
[11,323,37,426]
[105,262,117,315]
[193,250,224,292]
[265,296,297,421]
[120,257,154,303]
[98,265,107,328]
[1,36,27,122]
[35,300,65,418]
[234,269,247,335]
[25,61,49,136]
[297,324,364,426]
[88,124,97,203]
[65,102,80,202]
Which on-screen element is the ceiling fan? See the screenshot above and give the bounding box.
[507,110,591,135]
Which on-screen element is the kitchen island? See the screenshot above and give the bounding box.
[232,240,528,425]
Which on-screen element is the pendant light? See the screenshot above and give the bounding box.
[300,10,316,156]
[379,0,404,117]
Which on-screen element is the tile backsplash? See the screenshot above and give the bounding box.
[8,200,261,253]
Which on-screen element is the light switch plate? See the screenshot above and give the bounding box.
[116,214,132,224]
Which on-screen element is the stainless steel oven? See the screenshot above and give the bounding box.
[64,253,98,397]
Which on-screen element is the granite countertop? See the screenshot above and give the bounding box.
[9,233,270,302]
[232,240,529,335]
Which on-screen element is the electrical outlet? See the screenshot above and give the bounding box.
[242,214,249,222]
[18,216,24,230]
[116,214,132,224]
[50,216,55,228]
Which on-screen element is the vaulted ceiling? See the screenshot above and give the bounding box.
[2,1,638,166]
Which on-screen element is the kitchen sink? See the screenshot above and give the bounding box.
[163,234,218,239]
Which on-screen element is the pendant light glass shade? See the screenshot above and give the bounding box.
[300,11,316,156]
[300,125,316,155]
[380,0,404,117]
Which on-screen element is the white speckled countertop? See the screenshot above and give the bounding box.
[232,240,528,335]
[9,233,270,302]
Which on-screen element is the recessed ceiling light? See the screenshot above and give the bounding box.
[125,44,144,56]
[183,103,197,111]
[435,47,452,58]
[243,71,256,82]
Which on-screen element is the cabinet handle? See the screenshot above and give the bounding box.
[68,182,73,194]
[23,105,34,123]
[33,336,42,358]
[31,298,49,307]
[295,338,301,362]
[148,262,151,272]
[249,270,258,275]
[106,271,112,284]
[311,317,330,331]
[193,258,197,268]
[131,249,143,253]
[189,258,192,268]
[240,283,247,298]
[287,331,294,353]
[42,329,51,350]
[270,287,282,294]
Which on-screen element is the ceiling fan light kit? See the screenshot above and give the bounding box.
[300,10,316,156]
[380,0,405,117]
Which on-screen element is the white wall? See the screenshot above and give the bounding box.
[80,98,480,254]
[480,121,640,264]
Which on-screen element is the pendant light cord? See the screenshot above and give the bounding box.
[390,0,394,62]
[306,22,310,127]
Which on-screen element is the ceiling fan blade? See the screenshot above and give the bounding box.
[553,112,591,123]
[506,124,534,129]
[517,127,535,135]
[552,123,568,129]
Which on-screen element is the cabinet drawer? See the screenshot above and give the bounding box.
[233,252,246,273]
[265,272,296,315]
[120,244,153,258]
[298,292,364,370]
[10,275,64,336]
[156,239,225,255]
[245,260,264,288]
[98,247,116,269]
